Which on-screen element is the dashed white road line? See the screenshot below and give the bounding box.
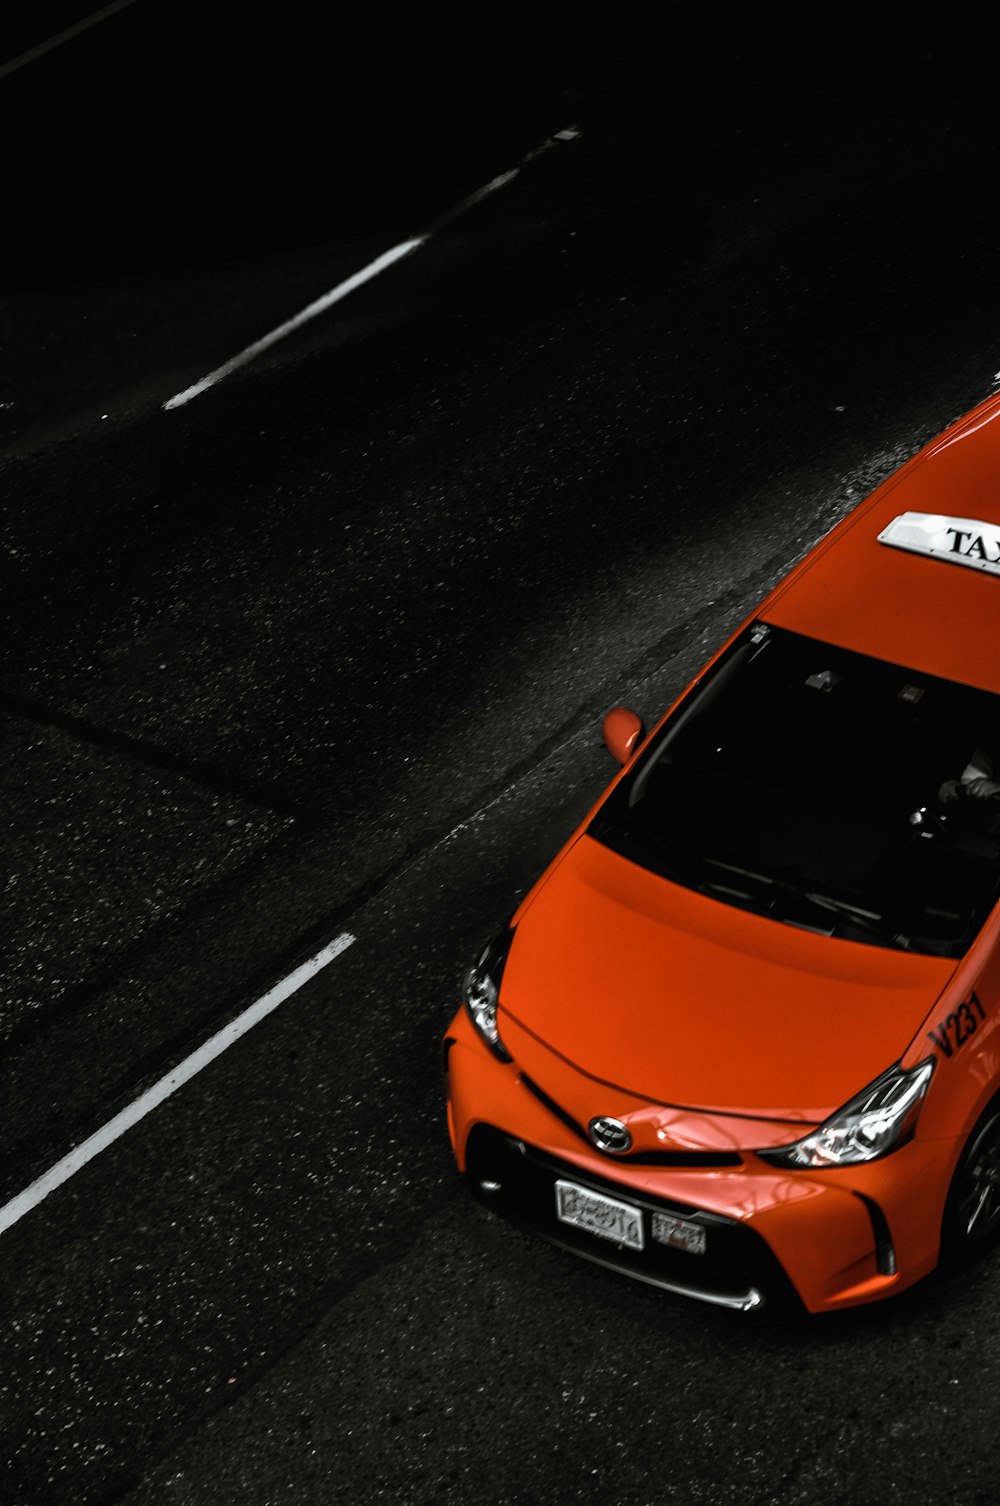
[0,931,355,1236]
[163,239,425,410]
[0,110,753,1247]
[0,0,138,81]
[163,125,580,410]
[0,700,578,1237]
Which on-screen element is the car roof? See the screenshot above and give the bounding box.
[763,395,1000,696]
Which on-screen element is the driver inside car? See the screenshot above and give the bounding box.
[938,749,1000,836]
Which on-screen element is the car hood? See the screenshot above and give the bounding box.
[501,835,954,1122]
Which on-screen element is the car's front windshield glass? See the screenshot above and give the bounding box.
[590,623,1000,957]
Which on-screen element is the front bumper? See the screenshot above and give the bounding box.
[444,1011,957,1314]
[466,1123,778,1310]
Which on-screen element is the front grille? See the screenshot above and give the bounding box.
[465,1124,794,1311]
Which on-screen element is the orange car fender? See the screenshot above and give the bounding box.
[903,901,1000,1147]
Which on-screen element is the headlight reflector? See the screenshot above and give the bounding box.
[759,1058,935,1168]
[463,929,514,1062]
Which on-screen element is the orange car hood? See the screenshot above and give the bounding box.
[502,835,954,1121]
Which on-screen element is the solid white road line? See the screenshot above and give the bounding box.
[0,931,355,1236]
[163,126,580,410]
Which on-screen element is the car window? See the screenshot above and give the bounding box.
[591,624,1000,957]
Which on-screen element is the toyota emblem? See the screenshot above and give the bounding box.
[588,1115,632,1154]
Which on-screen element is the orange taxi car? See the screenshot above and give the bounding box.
[443,393,1000,1314]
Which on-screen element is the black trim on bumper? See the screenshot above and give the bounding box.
[854,1192,897,1276]
[465,1124,795,1311]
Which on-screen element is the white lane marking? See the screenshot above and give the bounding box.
[0,0,138,81]
[454,167,521,208]
[163,238,425,409]
[163,126,580,410]
[0,931,355,1236]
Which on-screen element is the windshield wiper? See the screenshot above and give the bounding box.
[801,892,911,949]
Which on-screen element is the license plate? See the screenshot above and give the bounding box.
[651,1210,707,1255]
[555,1180,645,1251]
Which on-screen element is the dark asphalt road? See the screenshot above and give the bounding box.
[5,11,1000,1505]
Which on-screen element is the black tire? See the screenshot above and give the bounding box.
[942,1096,1000,1261]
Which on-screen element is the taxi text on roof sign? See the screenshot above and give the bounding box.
[878,512,1000,576]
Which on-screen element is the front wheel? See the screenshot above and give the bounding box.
[942,1099,1000,1259]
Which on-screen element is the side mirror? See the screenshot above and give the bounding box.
[602,706,645,765]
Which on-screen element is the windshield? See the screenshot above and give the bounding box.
[590,623,1000,957]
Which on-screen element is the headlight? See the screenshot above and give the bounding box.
[758,1058,935,1168]
[463,929,515,1062]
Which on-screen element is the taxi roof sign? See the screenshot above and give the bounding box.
[878,512,1000,576]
